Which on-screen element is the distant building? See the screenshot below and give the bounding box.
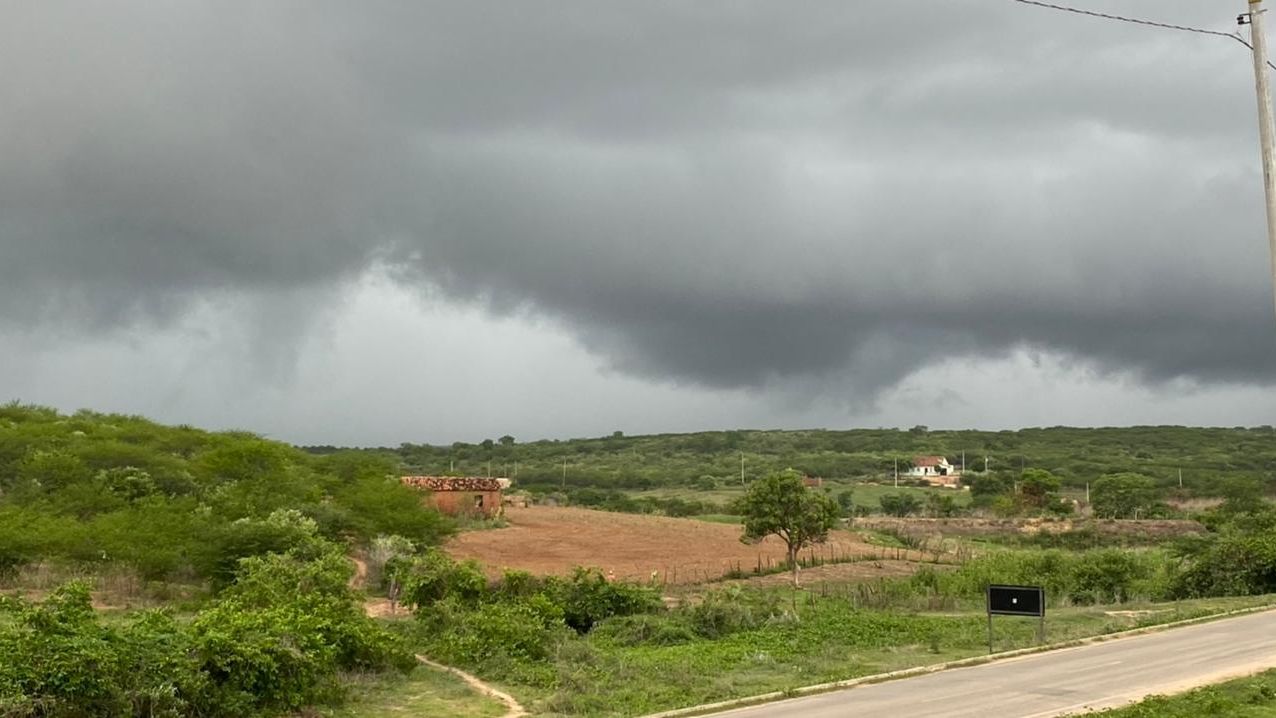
[401,476,505,518]
[802,476,823,488]
[905,456,962,488]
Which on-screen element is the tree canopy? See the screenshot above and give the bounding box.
[739,469,840,585]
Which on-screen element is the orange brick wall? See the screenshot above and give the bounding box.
[427,490,503,518]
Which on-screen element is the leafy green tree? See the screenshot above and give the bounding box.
[925,493,960,518]
[332,476,454,545]
[1217,477,1268,515]
[1019,468,1060,509]
[970,472,1014,506]
[835,489,855,517]
[739,469,840,586]
[1091,473,1160,519]
[879,493,923,517]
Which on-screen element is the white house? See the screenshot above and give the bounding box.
[906,455,961,487]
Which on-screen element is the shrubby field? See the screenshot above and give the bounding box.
[361,424,1276,497]
[0,403,450,585]
[5,403,1276,716]
[0,403,452,716]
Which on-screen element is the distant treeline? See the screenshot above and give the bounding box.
[303,425,1276,496]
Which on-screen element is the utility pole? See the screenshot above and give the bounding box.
[894,457,899,488]
[1179,467,1184,489]
[741,451,745,486]
[1243,0,1276,316]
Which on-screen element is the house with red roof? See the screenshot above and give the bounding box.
[905,455,962,488]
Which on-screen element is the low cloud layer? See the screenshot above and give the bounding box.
[4,1,1273,422]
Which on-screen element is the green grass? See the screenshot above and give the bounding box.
[321,665,505,718]
[1083,669,1276,716]
[848,482,972,510]
[626,480,969,514]
[693,514,742,525]
[429,591,1276,717]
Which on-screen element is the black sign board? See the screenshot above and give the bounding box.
[987,584,1045,617]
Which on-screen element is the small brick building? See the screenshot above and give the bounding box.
[401,476,505,518]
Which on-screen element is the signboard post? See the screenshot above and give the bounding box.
[986,584,1045,653]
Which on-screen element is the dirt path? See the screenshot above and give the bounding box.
[349,555,398,617]
[415,655,528,718]
[349,555,522,716]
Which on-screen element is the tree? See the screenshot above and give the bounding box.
[835,489,855,517]
[1019,468,1060,509]
[879,493,923,517]
[970,472,1013,507]
[1091,473,1160,519]
[498,435,515,447]
[925,493,959,518]
[739,469,840,586]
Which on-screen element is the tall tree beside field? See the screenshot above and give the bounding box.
[739,469,840,586]
[1019,468,1061,509]
[1091,473,1160,519]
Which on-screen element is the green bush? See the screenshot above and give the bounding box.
[0,583,207,718]
[0,548,413,717]
[550,567,661,634]
[425,594,567,663]
[921,548,1173,606]
[1173,529,1276,598]
[395,549,489,609]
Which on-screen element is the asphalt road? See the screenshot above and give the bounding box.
[706,609,1276,718]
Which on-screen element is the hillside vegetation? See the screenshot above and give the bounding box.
[0,403,451,584]
[347,425,1276,495]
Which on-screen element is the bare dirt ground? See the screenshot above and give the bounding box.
[445,506,939,585]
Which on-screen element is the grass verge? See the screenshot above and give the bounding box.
[457,594,1275,717]
[319,664,506,718]
[1078,669,1276,717]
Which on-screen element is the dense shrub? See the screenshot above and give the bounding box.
[0,548,412,717]
[918,548,1171,606]
[0,405,451,583]
[403,552,661,675]
[0,583,207,718]
[550,567,662,634]
[1172,529,1276,598]
[395,549,489,609]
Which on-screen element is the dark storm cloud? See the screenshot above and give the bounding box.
[3,1,1271,395]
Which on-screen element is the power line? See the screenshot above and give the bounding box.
[1013,0,1276,71]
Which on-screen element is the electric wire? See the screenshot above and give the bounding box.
[1013,0,1276,71]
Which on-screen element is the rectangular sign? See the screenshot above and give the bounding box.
[987,584,1044,617]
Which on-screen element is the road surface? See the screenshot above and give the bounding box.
[706,609,1276,718]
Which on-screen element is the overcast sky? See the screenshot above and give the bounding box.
[3,1,1275,446]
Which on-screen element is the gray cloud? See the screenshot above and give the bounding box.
[3,0,1273,405]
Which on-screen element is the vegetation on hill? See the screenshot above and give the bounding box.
[7,403,1276,716]
[0,402,451,716]
[0,403,451,583]
[352,425,1276,497]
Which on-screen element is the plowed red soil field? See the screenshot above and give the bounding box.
[446,506,920,585]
